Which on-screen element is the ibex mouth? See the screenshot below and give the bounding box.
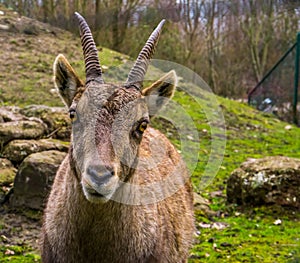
[83,184,113,203]
[86,187,105,198]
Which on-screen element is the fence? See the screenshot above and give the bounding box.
[248,33,300,125]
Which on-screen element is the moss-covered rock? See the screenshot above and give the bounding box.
[227,156,300,208]
[20,105,71,140]
[11,150,66,210]
[0,158,16,186]
[0,120,46,145]
[3,138,69,163]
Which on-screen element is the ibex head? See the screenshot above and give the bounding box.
[53,13,177,203]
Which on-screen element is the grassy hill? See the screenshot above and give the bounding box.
[0,5,299,262]
[0,5,129,107]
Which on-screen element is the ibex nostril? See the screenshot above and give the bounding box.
[87,165,115,185]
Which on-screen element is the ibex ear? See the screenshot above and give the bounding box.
[142,70,177,118]
[53,54,84,107]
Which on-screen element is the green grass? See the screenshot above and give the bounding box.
[190,206,300,263]
[0,245,40,262]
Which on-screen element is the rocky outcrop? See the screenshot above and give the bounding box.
[0,105,70,144]
[0,105,70,210]
[10,150,67,210]
[227,156,300,208]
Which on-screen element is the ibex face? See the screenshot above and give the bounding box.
[53,13,177,203]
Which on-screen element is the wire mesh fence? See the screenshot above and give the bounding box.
[248,33,300,125]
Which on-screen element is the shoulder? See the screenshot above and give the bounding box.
[137,127,185,181]
[140,127,179,161]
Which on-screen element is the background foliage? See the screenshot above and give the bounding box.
[1,0,300,98]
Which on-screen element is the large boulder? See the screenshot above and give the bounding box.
[0,120,46,145]
[227,156,300,208]
[3,139,69,164]
[11,150,66,210]
[20,105,71,140]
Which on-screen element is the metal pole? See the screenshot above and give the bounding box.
[248,42,296,105]
[293,32,300,125]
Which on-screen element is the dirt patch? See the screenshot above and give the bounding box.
[0,204,42,252]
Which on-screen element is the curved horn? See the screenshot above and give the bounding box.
[74,12,103,84]
[126,19,166,89]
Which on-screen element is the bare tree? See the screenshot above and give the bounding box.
[94,0,144,51]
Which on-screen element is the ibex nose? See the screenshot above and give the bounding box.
[87,165,115,185]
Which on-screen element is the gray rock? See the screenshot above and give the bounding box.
[227,156,300,208]
[0,158,16,186]
[0,120,46,145]
[11,150,66,210]
[193,193,214,217]
[0,106,23,122]
[3,139,69,163]
[20,105,70,140]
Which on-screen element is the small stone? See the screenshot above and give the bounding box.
[187,135,194,140]
[199,222,211,228]
[211,222,229,230]
[1,234,8,242]
[5,249,15,255]
[0,24,9,30]
[273,219,282,225]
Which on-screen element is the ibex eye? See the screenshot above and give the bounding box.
[69,109,77,122]
[138,121,148,133]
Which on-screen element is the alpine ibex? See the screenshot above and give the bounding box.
[41,12,194,263]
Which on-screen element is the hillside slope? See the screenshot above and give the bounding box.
[0,5,299,263]
[0,5,128,107]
